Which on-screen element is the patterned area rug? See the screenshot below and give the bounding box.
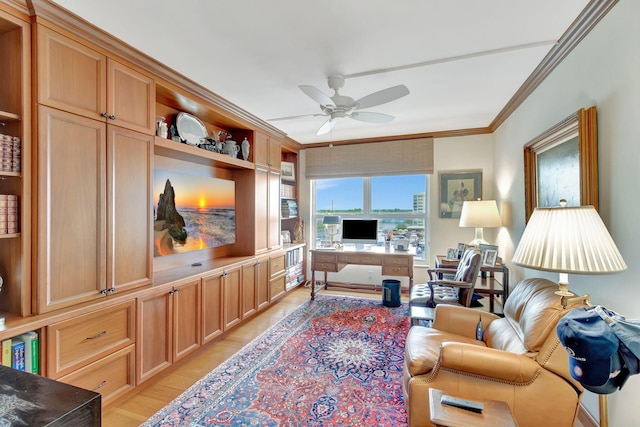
[143,295,410,426]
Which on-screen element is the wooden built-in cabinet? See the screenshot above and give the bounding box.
[33,20,154,314]
[202,266,242,333]
[254,130,282,171]
[46,300,135,378]
[35,106,153,313]
[269,253,287,301]
[136,278,201,384]
[0,0,309,404]
[254,167,281,253]
[0,4,32,318]
[36,24,155,135]
[58,345,135,407]
[241,255,270,318]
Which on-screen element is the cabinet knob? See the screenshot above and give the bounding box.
[100,289,107,296]
[174,288,180,293]
[169,289,175,295]
[108,287,116,293]
[101,112,108,118]
[108,114,116,120]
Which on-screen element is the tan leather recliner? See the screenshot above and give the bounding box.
[402,278,584,427]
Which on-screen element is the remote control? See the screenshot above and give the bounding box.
[440,395,484,413]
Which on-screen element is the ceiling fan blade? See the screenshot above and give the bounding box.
[352,84,410,110]
[317,117,337,135]
[299,85,335,107]
[350,111,395,124]
[267,113,326,122]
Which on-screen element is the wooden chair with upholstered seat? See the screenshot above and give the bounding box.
[409,248,483,315]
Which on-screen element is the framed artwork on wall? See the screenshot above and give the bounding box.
[439,170,482,218]
[281,161,296,181]
[523,106,598,222]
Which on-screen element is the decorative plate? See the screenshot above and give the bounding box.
[176,112,207,146]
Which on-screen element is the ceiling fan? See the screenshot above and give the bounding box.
[269,74,410,135]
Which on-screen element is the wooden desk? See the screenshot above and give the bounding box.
[310,248,414,300]
[429,388,518,427]
[435,255,510,313]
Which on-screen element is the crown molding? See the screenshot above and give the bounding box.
[489,0,619,131]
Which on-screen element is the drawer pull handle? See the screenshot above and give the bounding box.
[87,330,108,340]
[93,381,107,391]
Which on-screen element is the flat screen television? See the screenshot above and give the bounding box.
[341,219,378,245]
[153,169,236,257]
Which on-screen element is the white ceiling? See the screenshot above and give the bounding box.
[51,0,590,145]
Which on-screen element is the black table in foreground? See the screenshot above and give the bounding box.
[0,366,101,426]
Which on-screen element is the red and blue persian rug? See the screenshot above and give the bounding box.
[143,295,410,426]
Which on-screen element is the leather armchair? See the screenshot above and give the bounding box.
[402,278,585,427]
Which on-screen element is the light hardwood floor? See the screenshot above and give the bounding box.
[102,286,588,427]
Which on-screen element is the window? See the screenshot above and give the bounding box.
[314,174,428,261]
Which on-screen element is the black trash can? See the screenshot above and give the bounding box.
[382,279,401,307]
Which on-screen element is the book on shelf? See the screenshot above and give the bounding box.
[21,331,39,374]
[11,337,25,371]
[1,338,11,367]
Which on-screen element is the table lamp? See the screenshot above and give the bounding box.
[322,215,341,247]
[459,200,501,246]
[512,201,627,427]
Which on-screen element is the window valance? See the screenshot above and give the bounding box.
[304,137,433,179]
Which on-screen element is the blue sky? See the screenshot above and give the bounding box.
[316,175,426,211]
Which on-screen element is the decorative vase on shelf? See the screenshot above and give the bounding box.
[241,137,250,161]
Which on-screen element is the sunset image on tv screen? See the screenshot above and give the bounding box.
[153,169,236,257]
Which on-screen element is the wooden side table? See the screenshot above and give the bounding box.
[429,388,518,427]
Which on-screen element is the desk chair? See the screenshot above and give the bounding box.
[410,248,483,309]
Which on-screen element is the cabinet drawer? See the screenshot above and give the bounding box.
[47,301,135,378]
[382,265,411,277]
[57,345,135,407]
[270,254,286,276]
[383,256,411,266]
[337,254,381,265]
[313,262,339,272]
[270,275,286,300]
[313,252,337,263]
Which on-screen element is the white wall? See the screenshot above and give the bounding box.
[492,1,640,424]
[430,134,495,260]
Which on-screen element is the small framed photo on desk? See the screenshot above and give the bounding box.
[483,249,498,267]
[446,248,458,260]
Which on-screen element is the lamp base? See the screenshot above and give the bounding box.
[468,228,489,247]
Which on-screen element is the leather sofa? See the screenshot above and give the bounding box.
[402,278,584,427]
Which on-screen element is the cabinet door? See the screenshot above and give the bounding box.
[241,262,257,319]
[136,288,172,384]
[107,126,153,293]
[268,137,282,171]
[253,131,269,168]
[268,170,281,249]
[202,273,223,344]
[37,25,107,120]
[256,257,270,310]
[37,106,107,313]
[107,59,155,135]
[224,268,242,330]
[254,167,269,253]
[173,279,201,362]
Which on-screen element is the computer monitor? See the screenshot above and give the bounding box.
[341,219,378,245]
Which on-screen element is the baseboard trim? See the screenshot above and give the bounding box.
[578,402,598,427]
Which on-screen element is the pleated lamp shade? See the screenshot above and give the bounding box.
[512,205,626,296]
